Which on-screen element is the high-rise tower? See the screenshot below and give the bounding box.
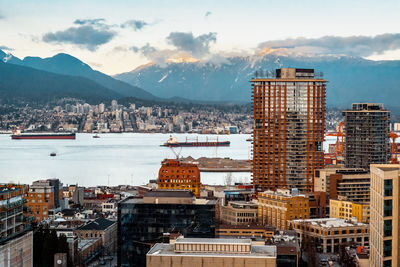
[370,164,400,267]
[252,68,326,192]
[343,103,390,169]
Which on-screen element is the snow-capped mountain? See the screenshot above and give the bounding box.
[114,54,400,107]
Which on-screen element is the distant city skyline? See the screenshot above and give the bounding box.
[1,0,400,74]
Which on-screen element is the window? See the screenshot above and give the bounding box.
[383,240,392,257]
[384,199,393,217]
[384,220,392,237]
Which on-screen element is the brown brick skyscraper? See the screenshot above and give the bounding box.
[252,68,326,192]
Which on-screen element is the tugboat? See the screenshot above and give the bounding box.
[162,136,230,147]
[93,134,100,138]
[50,152,57,157]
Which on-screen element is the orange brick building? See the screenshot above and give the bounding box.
[158,159,201,197]
[26,179,63,222]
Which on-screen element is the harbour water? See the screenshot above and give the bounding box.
[0,133,336,187]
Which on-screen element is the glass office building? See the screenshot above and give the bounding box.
[117,190,216,267]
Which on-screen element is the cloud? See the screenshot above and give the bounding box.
[0,45,13,51]
[131,43,175,67]
[205,11,212,18]
[166,32,217,58]
[121,20,149,31]
[74,18,106,26]
[257,33,400,57]
[131,32,219,66]
[43,19,116,51]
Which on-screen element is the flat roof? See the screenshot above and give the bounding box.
[121,196,217,205]
[291,218,367,228]
[176,238,252,244]
[147,242,277,258]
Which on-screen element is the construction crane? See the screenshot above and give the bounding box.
[390,132,399,164]
[327,121,345,156]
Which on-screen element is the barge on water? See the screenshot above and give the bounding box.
[162,136,230,147]
[11,131,76,140]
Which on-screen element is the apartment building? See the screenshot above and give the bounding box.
[290,218,369,254]
[26,179,63,221]
[0,184,33,267]
[343,103,390,169]
[220,201,258,225]
[158,159,201,197]
[329,197,369,223]
[258,189,309,230]
[252,68,326,192]
[370,164,400,267]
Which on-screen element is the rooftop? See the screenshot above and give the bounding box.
[291,218,368,228]
[78,238,100,250]
[144,189,195,198]
[121,196,216,205]
[217,224,275,231]
[78,218,115,231]
[147,238,277,258]
[176,238,251,245]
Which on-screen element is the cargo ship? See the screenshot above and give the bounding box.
[162,136,230,147]
[11,131,76,140]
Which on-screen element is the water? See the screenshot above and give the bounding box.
[0,133,336,187]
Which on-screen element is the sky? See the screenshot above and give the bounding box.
[1,0,400,75]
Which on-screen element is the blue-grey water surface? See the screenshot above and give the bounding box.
[0,133,336,186]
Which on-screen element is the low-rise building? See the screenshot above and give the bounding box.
[220,201,257,225]
[290,218,369,254]
[258,189,309,230]
[329,197,369,223]
[101,199,117,213]
[77,238,102,266]
[146,237,277,267]
[26,179,63,221]
[74,218,117,255]
[158,159,201,197]
[216,224,274,240]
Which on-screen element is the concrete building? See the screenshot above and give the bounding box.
[329,197,369,223]
[258,189,309,230]
[343,103,390,169]
[315,167,370,203]
[252,68,326,192]
[370,164,400,267]
[118,190,216,267]
[158,159,201,197]
[216,224,275,240]
[146,237,277,267]
[290,218,369,254]
[74,218,117,255]
[0,184,33,267]
[220,201,258,225]
[26,179,63,221]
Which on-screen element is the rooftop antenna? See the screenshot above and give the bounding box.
[107,174,110,187]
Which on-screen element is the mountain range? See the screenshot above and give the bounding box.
[0,50,155,103]
[0,61,119,104]
[1,48,400,110]
[115,55,400,108]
